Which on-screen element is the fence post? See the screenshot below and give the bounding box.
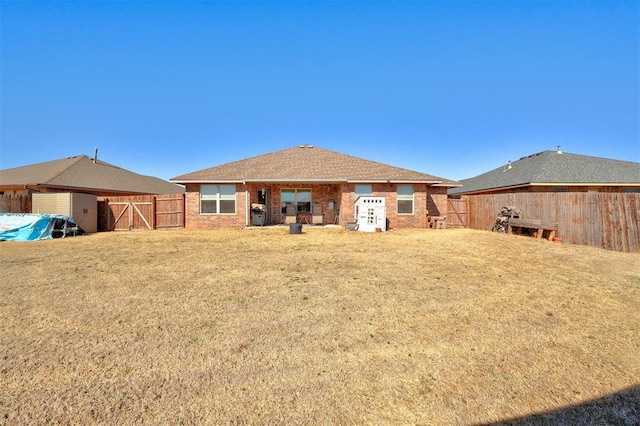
[183,193,186,228]
[152,195,157,230]
[106,198,110,231]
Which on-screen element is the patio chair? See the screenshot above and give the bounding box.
[311,203,323,225]
[285,204,297,224]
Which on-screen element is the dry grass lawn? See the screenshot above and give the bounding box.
[1,227,639,425]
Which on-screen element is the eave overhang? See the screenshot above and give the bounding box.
[171,179,245,184]
[451,183,532,195]
[172,178,455,186]
[432,183,462,188]
[453,181,640,195]
[529,182,640,187]
[22,183,158,195]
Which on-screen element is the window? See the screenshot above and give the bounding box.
[355,184,372,199]
[397,184,414,214]
[281,189,311,213]
[200,184,236,214]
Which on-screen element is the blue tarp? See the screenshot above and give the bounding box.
[0,213,80,241]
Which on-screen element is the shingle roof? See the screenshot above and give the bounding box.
[171,145,459,186]
[0,155,184,195]
[449,150,640,195]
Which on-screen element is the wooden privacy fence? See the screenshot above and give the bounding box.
[463,192,639,252]
[98,194,185,231]
[0,194,31,213]
[446,197,468,228]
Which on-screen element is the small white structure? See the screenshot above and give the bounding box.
[32,192,97,233]
[354,196,386,232]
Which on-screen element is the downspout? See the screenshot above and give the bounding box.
[244,183,249,227]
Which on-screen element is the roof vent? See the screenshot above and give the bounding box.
[557,145,562,154]
[93,148,99,163]
[298,144,314,149]
[504,160,512,171]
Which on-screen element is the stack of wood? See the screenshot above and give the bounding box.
[492,206,521,232]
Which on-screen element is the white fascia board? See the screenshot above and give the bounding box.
[389,180,443,184]
[346,179,389,183]
[244,178,348,183]
[170,179,244,184]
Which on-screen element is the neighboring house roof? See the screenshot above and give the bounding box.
[449,150,640,195]
[0,155,184,195]
[171,145,459,186]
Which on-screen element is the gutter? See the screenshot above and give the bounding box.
[449,183,532,196]
[24,184,43,193]
[244,178,348,183]
[170,179,244,184]
[22,184,165,196]
[528,182,640,187]
[452,181,639,196]
[173,178,450,185]
[389,180,443,184]
[432,183,463,188]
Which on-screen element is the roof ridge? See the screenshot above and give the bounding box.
[517,150,552,161]
[521,150,555,183]
[43,155,88,184]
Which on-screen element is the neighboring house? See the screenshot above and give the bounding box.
[448,148,640,196]
[170,145,459,229]
[448,148,640,252]
[0,155,184,196]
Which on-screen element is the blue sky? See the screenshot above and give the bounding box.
[1,0,638,181]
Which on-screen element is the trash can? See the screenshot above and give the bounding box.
[289,223,302,234]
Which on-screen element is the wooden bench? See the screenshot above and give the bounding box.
[507,218,558,240]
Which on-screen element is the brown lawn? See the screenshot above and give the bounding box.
[1,227,639,425]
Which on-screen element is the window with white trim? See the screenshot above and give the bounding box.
[200,184,236,214]
[281,189,311,213]
[397,184,414,214]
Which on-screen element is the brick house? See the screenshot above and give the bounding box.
[170,145,459,229]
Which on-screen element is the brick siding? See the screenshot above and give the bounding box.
[185,182,450,229]
[184,184,247,229]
